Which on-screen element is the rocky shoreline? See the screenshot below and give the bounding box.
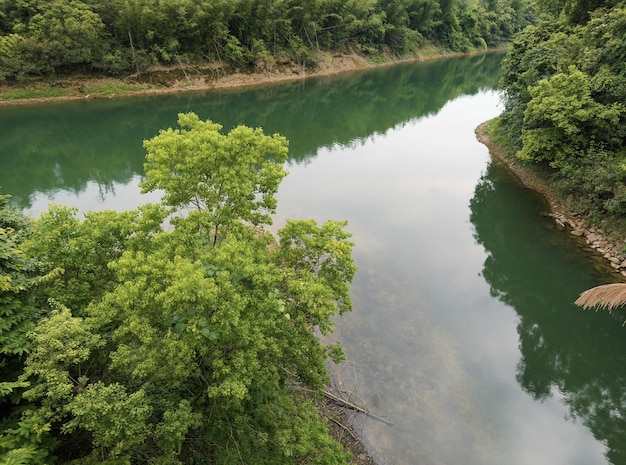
[475,122,626,280]
[552,212,626,276]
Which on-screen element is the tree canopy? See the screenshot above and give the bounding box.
[0,0,534,81]
[495,0,626,218]
[141,112,289,246]
[0,114,357,464]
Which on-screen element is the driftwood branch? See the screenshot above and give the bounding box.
[323,390,394,426]
[325,414,358,440]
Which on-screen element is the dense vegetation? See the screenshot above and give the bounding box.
[0,114,358,464]
[493,0,626,224]
[0,0,534,82]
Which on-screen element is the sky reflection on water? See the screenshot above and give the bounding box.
[276,90,615,465]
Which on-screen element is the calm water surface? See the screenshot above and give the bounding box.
[2,52,625,465]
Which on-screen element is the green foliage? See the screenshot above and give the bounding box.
[0,33,26,81]
[457,0,533,48]
[534,0,620,24]
[141,112,289,246]
[26,0,108,68]
[497,3,626,219]
[21,303,104,410]
[581,6,626,76]
[3,117,357,463]
[558,146,626,214]
[0,191,52,465]
[23,204,166,311]
[499,21,577,148]
[0,86,72,99]
[0,0,533,80]
[519,66,624,168]
[64,382,153,458]
[0,412,53,465]
[0,191,41,357]
[81,81,146,95]
[222,34,246,64]
[278,219,356,326]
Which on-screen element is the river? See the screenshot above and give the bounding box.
[2,52,625,465]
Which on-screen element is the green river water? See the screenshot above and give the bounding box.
[2,52,626,465]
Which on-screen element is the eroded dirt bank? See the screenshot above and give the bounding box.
[475,121,626,280]
[0,49,482,107]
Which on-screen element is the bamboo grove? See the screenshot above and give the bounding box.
[1,0,534,81]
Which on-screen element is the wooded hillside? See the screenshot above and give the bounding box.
[0,0,534,81]
[494,0,626,225]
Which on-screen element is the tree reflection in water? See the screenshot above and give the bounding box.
[469,160,626,465]
[0,52,504,208]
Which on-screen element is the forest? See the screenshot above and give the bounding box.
[0,0,534,82]
[492,0,626,226]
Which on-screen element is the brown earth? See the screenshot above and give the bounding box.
[475,122,626,280]
[316,394,376,465]
[0,49,489,107]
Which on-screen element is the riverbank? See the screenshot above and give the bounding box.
[475,121,626,280]
[317,394,376,465]
[0,48,492,107]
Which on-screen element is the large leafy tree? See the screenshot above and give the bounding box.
[141,112,289,246]
[6,115,357,464]
[519,66,625,168]
[0,191,50,465]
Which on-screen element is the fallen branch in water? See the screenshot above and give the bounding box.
[323,390,394,426]
[325,413,358,440]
